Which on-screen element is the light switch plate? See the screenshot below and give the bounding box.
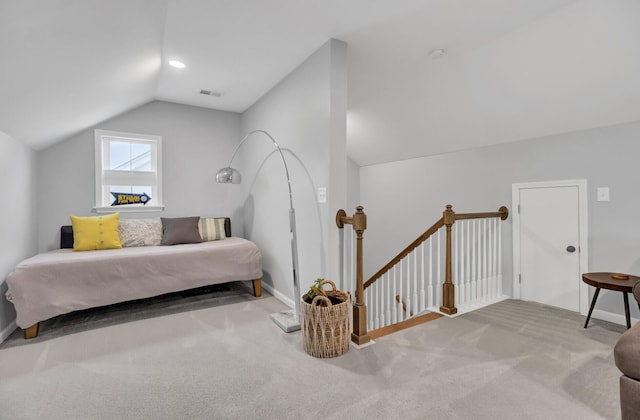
[317,187,327,203]
[596,187,610,202]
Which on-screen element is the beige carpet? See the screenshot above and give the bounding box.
[0,285,626,419]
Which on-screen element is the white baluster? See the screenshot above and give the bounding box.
[371,283,376,329]
[378,278,383,327]
[381,273,387,328]
[484,218,490,302]
[351,230,356,298]
[497,217,503,299]
[405,254,413,318]
[476,220,480,301]
[400,261,405,321]
[384,271,393,325]
[480,219,485,303]
[462,222,467,306]
[402,255,408,318]
[407,256,412,317]
[469,219,478,302]
[478,219,483,301]
[453,223,458,307]
[411,246,420,313]
[437,229,442,308]
[487,219,496,299]
[460,223,464,306]
[454,220,467,305]
[397,262,402,321]
[420,243,425,312]
[390,264,398,324]
[338,229,343,291]
[378,275,384,328]
[483,218,488,300]
[378,281,383,329]
[408,252,414,316]
[411,251,416,315]
[428,236,434,308]
[465,220,471,305]
[365,282,371,331]
[403,257,408,319]
[495,218,500,298]
[345,229,350,294]
[488,218,492,301]
[491,217,496,300]
[404,257,410,318]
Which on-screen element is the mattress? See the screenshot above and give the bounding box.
[5,237,262,328]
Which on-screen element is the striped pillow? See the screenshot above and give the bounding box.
[198,218,227,241]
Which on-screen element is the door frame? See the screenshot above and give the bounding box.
[512,179,589,314]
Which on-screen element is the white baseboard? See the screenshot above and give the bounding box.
[591,309,639,327]
[0,320,17,344]
[261,283,294,309]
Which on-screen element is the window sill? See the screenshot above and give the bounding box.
[93,205,165,214]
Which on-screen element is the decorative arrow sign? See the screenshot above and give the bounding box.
[110,192,151,206]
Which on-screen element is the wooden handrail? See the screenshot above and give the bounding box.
[364,218,444,289]
[455,206,509,221]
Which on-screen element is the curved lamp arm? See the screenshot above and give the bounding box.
[215,129,301,331]
[217,129,294,210]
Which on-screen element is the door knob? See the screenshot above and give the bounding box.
[566,245,576,253]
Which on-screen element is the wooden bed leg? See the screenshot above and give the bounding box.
[253,278,262,298]
[24,323,39,339]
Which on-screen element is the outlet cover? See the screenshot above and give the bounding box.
[317,187,327,203]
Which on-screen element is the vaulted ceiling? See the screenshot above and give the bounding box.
[1,0,639,166]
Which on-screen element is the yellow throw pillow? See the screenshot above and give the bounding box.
[70,213,122,251]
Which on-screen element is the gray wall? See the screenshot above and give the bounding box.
[240,39,348,306]
[347,157,361,212]
[37,101,244,252]
[360,120,640,321]
[0,131,37,340]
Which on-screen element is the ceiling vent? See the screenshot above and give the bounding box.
[199,90,223,97]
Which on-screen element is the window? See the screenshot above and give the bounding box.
[94,129,163,213]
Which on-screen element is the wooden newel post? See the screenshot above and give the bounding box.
[352,206,371,345]
[336,205,371,345]
[440,204,458,315]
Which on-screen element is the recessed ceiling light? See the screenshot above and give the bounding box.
[169,60,185,69]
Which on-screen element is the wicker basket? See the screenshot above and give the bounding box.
[301,280,350,358]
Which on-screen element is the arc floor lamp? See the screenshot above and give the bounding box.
[215,129,301,333]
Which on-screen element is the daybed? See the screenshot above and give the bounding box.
[5,217,262,339]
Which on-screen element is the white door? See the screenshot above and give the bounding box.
[513,181,588,313]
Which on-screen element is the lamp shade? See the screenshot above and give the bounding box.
[215,167,242,184]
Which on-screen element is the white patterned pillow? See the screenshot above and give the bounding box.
[118,218,163,247]
[199,218,227,241]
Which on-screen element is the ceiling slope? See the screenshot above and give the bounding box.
[0,0,167,150]
[155,0,431,112]
[344,0,640,165]
[2,0,639,167]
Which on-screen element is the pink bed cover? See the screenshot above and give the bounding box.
[5,237,262,328]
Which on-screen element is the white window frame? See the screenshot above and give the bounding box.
[94,129,164,213]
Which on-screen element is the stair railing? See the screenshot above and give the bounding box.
[336,204,508,340]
